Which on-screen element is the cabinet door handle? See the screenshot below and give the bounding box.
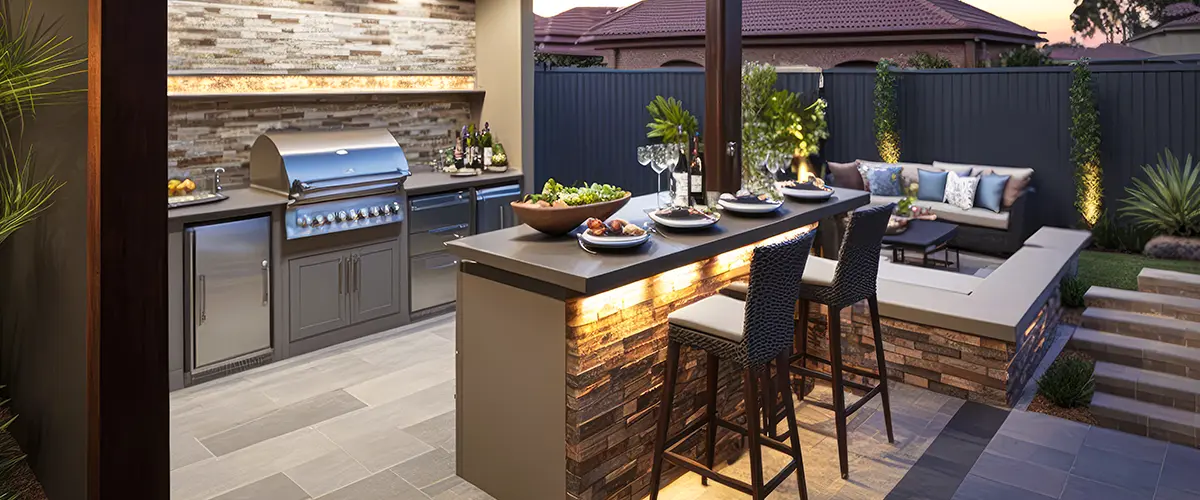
[499,205,505,227]
[338,258,344,295]
[261,260,270,306]
[198,275,207,325]
[353,255,361,293]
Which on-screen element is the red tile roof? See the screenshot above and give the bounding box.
[578,0,1045,44]
[1049,43,1156,61]
[1163,2,1200,19]
[536,7,621,39]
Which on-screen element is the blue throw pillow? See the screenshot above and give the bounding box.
[865,166,903,197]
[916,170,948,202]
[974,174,1010,213]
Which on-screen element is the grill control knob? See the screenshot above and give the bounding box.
[347,210,359,221]
[391,202,402,214]
[337,211,349,222]
[314,215,326,226]
[381,204,392,215]
[358,208,369,219]
[370,206,381,217]
[297,215,309,227]
[326,213,336,224]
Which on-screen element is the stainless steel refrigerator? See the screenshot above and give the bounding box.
[185,216,272,377]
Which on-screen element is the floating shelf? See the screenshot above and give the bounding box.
[167,74,480,98]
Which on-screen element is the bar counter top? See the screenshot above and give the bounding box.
[446,187,869,295]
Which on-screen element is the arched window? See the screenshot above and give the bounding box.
[661,59,702,68]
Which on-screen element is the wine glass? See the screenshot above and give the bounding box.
[650,144,673,208]
[638,146,661,209]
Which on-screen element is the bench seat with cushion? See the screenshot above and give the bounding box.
[826,160,1036,255]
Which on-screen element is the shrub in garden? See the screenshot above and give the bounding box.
[1144,236,1200,262]
[906,52,953,69]
[1037,356,1095,408]
[1120,149,1200,238]
[1060,276,1087,308]
[1090,210,1153,253]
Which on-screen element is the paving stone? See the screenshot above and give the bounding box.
[390,448,456,490]
[318,471,427,500]
[984,433,1077,471]
[950,474,1054,500]
[201,390,366,456]
[1082,307,1200,346]
[1082,425,1169,464]
[1070,444,1162,497]
[1160,444,1200,495]
[283,449,371,498]
[1060,474,1153,500]
[968,451,1068,498]
[996,410,1087,455]
[209,474,310,500]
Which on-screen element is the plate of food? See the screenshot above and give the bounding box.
[579,218,649,249]
[511,179,631,235]
[717,192,783,214]
[778,178,834,201]
[648,205,720,230]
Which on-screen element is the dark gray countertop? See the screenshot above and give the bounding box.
[446,188,869,295]
[406,170,524,195]
[167,187,289,223]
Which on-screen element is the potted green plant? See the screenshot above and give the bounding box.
[741,62,828,196]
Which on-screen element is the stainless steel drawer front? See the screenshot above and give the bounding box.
[410,251,459,312]
[188,216,272,369]
[409,191,471,234]
[410,223,470,256]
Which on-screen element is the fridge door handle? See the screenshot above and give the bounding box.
[261,259,270,306]
[199,275,207,325]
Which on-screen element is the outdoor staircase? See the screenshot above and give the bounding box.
[1068,268,1200,447]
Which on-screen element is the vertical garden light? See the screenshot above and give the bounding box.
[874,60,900,163]
[1070,59,1102,227]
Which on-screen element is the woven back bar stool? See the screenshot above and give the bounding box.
[649,231,817,500]
[794,203,896,480]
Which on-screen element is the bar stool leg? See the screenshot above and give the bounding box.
[868,295,895,443]
[761,361,776,438]
[650,341,681,500]
[743,367,766,499]
[702,353,719,486]
[793,299,810,397]
[828,306,850,480]
[777,350,809,500]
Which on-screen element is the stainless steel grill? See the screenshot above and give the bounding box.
[250,129,410,239]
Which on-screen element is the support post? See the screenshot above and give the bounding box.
[704,0,741,194]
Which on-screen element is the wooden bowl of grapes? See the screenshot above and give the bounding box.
[511,192,632,236]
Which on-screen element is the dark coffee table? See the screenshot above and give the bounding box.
[881,219,960,270]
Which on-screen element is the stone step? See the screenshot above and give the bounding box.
[1069,328,1200,378]
[1140,268,1200,300]
[1084,286,1200,322]
[1090,391,1200,447]
[1080,307,1200,347]
[1093,361,1200,412]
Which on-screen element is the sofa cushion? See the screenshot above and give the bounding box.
[917,169,949,202]
[914,200,1011,230]
[936,162,1033,208]
[944,171,980,210]
[864,165,904,196]
[898,162,936,186]
[974,174,1010,213]
[828,160,864,190]
[930,161,975,177]
[667,294,745,343]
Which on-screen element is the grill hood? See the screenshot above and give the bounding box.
[250,128,410,204]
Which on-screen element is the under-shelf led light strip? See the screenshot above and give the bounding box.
[167,74,476,96]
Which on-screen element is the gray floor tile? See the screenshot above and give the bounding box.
[951,474,1055,500]
[254,353,392,408]
[171,433,214,471]
[201,390,366,456]
[428,477,495,500]
[401,410,456,451]
[984,434,1077,472]
[391,448,456,489]
[171,388,280,439]
[317,471,426,500]
[997,411,1088,455]
[344,354,454,407]
[1156,486,1200,500]
[209,473,310,500]
[170,428,339,500]
[423,476,467,498]
[1070,445,1162,497]
[1161,444,1200,495]
[284,449,372,498]
[969,451,1068,498]
[1061,474,1153,500]
[1083,426,1169,464]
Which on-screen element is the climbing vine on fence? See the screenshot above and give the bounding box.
[1071,59,1103,227]
[874,60,900,163]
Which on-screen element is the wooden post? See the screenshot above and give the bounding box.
[703,0,741,194]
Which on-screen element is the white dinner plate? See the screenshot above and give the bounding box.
[648,210,720,229]
[718,198,783,214]
[579,231,650,248]
[780,185,834,201]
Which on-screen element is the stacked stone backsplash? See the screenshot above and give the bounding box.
[167,0,476,185]
[169,96,471,187]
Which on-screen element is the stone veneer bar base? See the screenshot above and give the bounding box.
[798,279,1063,407]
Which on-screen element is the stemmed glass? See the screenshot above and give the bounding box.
[648,144,673,208]
[637,146,660,208]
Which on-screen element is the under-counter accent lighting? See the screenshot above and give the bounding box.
[167,74,476,96]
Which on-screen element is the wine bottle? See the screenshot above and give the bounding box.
[481,122,493,167]
[454,127,465,169]
[671,126,689,207]
[468,124,483,169]
[689,133,705,206]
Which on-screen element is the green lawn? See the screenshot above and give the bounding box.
[1077,250,1200,291]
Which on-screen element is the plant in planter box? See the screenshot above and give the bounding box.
[741,62,828,196]
[1037,356,1094,408]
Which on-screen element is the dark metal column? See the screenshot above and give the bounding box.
[704,0,741,194]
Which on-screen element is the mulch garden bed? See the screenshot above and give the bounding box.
[0,408,47,500]
[1026,349,1099,427]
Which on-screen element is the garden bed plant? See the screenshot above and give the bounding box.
[1029,350,1097,426]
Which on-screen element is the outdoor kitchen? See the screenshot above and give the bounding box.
[164,0,532,389]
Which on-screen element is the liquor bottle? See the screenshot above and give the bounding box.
[453,127,465,169]
[689,133,705,206]
[468,124,483,169]
[481,122,493,167]
[671,126,690,207]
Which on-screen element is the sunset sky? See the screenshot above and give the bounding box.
[532,0,1093,45]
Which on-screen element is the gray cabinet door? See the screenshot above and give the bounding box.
[289,250,350,341]
[351,240,402,323]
